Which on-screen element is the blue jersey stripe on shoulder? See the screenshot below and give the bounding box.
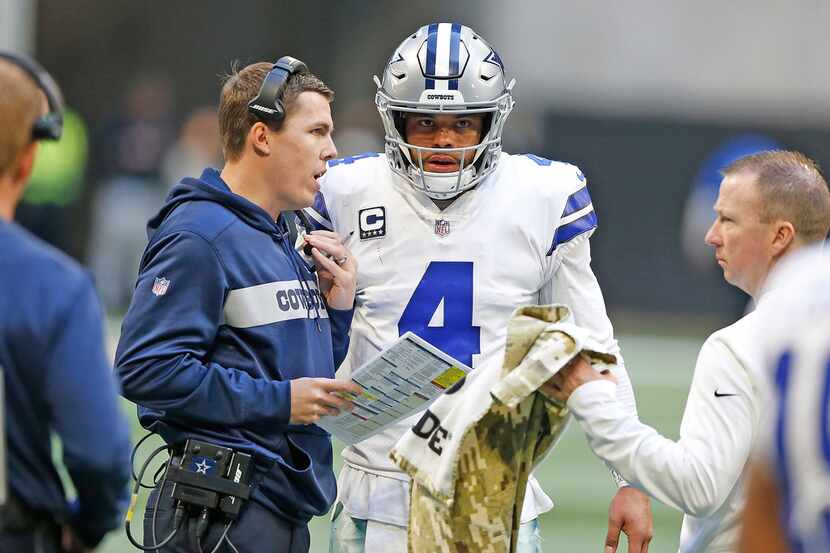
[312,192,330,222]
[302,208,332,231]
[301,192,332,231]
[562,186,592,218]
[523,153,552,166]
[547,210,597,255]
[328,152,380,168]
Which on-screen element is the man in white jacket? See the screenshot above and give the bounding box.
[546,150,830,553]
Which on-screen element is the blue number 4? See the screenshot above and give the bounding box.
[398,261,480,367]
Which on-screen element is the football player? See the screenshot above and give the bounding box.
[739,246,830,553]
[302,23,652,553]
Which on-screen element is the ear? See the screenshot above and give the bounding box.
[249,121,272,157]
[11,142,38,193]
[770,220,796,258]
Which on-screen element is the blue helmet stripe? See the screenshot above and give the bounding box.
[425,23,438,90]
[449,23,462,90]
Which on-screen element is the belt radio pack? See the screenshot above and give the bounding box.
[167,439,253,518]
[125,437,255,551]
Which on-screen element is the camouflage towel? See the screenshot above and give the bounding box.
[389,304,617,553]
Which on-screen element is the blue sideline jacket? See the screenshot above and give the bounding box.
[0,220,131,546]
[115,168,353,524]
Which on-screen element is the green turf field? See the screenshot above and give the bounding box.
[100,331,703,552]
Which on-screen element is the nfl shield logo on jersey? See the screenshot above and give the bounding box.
[152,276,171,296]
[434,219,451,237]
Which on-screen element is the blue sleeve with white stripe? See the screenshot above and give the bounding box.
[302,192,333,231]
[547,179,597,255]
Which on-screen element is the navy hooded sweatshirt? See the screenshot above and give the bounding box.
[115,168,352,524]
[0,220,130,546]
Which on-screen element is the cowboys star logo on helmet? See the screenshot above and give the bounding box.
[374,23,516,200]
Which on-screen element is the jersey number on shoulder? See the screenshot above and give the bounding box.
[398,261,480,367]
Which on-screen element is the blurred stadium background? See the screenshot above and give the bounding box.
[6,0,828,550]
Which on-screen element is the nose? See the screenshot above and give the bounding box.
[432,125,455,148]
[704,220,720,247]
[322,135,337,161]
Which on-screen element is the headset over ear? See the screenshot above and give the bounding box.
[0,52,64,141]
[247,56,308,128]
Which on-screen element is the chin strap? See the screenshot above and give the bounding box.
[408,164,478,200]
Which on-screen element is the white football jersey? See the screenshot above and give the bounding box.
[758,247,830,553]
[306,152,636,523]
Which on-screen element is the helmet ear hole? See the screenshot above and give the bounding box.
[480,66,499,82]
[393,112,408,139]
[480,113,494,142]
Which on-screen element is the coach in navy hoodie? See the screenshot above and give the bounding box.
[0,55,131,551]
[116,61,360,553]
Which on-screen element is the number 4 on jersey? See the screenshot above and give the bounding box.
[398,261,480,367]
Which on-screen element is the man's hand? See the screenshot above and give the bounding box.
[605,486,653,553]
[540,354,617,403]
[289,378,362,424]
[304,230,357,310]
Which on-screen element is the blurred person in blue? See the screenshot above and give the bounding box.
[116,58,361,553]
[304,23,653,553]
[87,75,175,314]
[738,246,830,553]
[549,151,830,553]
[160,106,223,190]
[0,53,131,552]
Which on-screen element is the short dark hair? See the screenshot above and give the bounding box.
[0,60,41,175]
[723,150,830,244]
[218,61,334,162]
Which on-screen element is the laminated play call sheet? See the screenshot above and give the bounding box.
[317,332,471,445]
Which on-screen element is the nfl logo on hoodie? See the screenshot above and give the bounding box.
[152,277,171,296]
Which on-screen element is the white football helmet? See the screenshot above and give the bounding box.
[375,23,515,200]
